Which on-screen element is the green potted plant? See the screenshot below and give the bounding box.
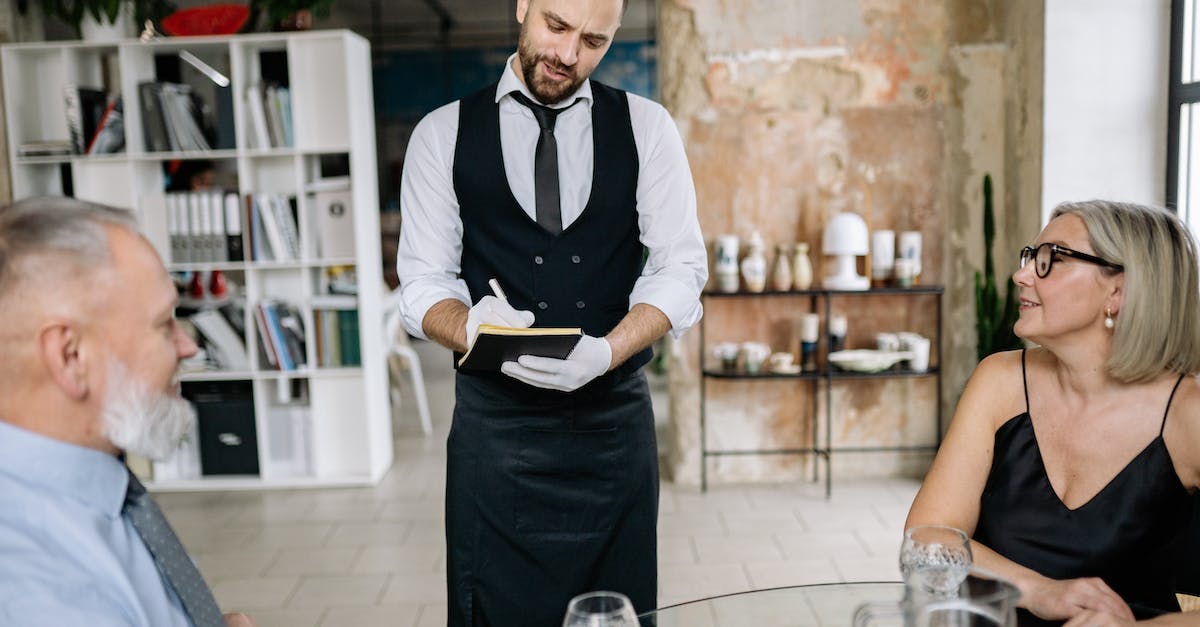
[248,0,335,31]
[974,174,1023,360]
[31,0,175,39]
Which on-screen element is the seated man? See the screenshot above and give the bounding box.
[0,197,253,627]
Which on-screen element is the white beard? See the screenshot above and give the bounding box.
[100,356,196,461]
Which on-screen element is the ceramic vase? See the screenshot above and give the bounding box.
[792,242,813,290]
[771,243,793,291]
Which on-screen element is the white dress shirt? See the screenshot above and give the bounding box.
[397,54,708,340]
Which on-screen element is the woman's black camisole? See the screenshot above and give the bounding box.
[974,350,1193,623]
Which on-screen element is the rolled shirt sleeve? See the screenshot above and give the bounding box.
[396,102,473,340]
[627,95,708,338]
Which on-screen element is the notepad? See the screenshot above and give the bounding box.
[457,324,583,372]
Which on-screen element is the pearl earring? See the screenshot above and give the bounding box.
[1104,308,1115,330]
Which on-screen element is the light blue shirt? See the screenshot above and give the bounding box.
[0,421,192,627]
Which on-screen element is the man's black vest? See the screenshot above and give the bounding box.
[452,81,652,375]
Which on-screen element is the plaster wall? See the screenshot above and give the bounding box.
[660,0,1044,485]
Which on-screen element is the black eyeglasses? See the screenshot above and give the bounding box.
[1019,243,1124,278]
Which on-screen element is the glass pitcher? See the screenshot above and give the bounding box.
[853,569,1021,627]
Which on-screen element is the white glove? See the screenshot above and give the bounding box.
[465,295,535,347]
[500,334,612,392]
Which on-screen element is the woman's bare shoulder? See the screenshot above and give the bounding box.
[1164,374,1200,489]
[961,348,1031,429]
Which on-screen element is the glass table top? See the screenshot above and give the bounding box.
[639,582,905,627]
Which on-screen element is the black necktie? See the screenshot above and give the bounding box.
[510,91,580,235]
[124,469,225,627]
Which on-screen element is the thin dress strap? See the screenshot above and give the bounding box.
[1160,374,1186,437]
[1021,349,1030,414]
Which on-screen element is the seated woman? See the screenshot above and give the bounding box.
[906,200,1200,625]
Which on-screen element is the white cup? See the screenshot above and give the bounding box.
[871,230,895,280]
[898,231,922,280]
[741,342,771,374]
[712,342,740,370]
[896,332,924,350]
[907,337,931,372]
[876,332,900,352]
[800,313,820,343]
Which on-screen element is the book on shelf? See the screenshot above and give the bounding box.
[190,308,249,371]
[223,192,244,262]
[255,300,306,371]
[310,177,355,259]
[138,82,170,152]
[246,193,299,261]
[138,81,211,152]
[337,309,360,367]
[85,96,125,155]
[17,140,73,157]
[245,82,271,149]
[311,296,358,368]
[456,324,582,372]
[63,85,108,155]
[266,404,311,476]
[253,303,280,369]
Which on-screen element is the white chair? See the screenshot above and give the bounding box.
[382,288,432,436]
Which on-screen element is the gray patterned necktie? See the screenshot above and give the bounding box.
[510,91,581,236]
[123,469,224,627]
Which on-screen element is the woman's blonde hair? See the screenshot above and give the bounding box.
[1052,200,1200,381]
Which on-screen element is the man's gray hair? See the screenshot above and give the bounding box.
[0,196,138,297]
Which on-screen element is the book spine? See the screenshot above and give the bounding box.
[63,85,84,154]
[208,191,227,262]
[138,82,168,153]
[85,97,117,155]
[224,193,244,262]
[253,302,280,369]
[337,309,361,367]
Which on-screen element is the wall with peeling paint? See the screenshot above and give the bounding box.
[658,0,1045,486]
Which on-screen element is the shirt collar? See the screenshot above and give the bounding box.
[495,53,593,109]
[0,420,129,519]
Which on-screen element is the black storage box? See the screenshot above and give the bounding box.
[183,380,260,476]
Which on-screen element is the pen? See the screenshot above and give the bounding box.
[488,278,508,302]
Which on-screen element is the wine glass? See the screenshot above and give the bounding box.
[900,525,973,597]
[562,591,639,627]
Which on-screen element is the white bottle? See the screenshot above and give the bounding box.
[714,234,740,293]
[771,243,793,292]
[792,242,813,290]
[741,231,767,293]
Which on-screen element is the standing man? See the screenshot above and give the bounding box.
[0,197,254,627]
[396,0,707,624]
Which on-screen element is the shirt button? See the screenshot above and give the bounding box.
[571,255,581,263]
[538,301,549,310]
[576,301,586,309]
[534,256,544,265]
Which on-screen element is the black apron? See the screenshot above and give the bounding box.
[445,370,658,627]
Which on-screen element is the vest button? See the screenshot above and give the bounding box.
[571,255,581,263]
[534,255,544,265]
[576,301,586,309]
[538,301,549,310]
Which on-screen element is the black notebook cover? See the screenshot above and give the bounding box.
[457,325,582,372]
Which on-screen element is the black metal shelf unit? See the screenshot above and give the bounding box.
[698,286,944,496]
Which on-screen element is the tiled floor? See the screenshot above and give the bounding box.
[157,340,921,627]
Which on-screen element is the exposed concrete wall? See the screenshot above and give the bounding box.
[660,0,1045,486]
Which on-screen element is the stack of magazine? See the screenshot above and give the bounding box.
[139,81,210,152]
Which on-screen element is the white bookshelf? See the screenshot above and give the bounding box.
[1,30,393,489]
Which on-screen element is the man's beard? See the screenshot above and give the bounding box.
[518,27,585,104]
[100,356,196,461]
